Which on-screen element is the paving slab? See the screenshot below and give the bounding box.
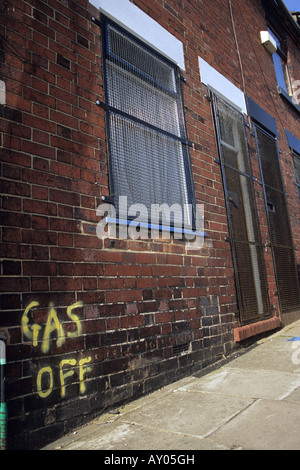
[180,367,300,400]
[209,398,300,450]
[284,386,300,404]
[220,333,300,374]
[53,420,228,451]
[118,390,253,439]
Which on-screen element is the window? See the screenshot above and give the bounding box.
[255,126,300,312]
[102,18,195,229]
[293,151,300,200]
[212,95,270,325]
[268,27,292,96]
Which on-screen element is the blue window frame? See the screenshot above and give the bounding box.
[268,27,291,95]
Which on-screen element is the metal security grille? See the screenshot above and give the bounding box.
[102,18,195,228]
[255,126,300,312]
[293,151,300,200]
[213,96,270,325]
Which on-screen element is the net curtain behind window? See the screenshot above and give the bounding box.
[213,95,270,324]
[103,20,195,228]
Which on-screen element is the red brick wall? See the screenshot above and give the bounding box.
[0,0,299,449]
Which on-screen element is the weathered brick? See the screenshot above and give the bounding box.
[1,0,299,450]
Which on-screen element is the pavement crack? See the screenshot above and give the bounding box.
[203,398,260,439]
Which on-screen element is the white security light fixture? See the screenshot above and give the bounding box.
[260,31,277,55]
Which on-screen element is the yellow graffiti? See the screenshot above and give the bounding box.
[79,357,92,394]
[66,302,82,338]
[21,301,93,400]
[22,301,42,347]
[21,301,83,352]
[59,359,76,398]
[42,303,65,353]
[37,367,53,399]
[37,357,92,399]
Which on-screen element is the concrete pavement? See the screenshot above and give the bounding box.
[43,319,300,450]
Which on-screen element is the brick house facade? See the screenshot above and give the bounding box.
[0,0,299,449]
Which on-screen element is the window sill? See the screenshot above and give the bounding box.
[106,217,207,239]
[278,86,300,114]
[234,317,280,342]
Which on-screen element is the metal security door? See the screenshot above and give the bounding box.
[255,126,300,312]
[213,96,270,325]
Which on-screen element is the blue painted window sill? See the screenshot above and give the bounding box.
[106,217,207,238]
[278,86,300,114]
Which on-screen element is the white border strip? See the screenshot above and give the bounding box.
[89,0,185,70]
[199,57,247,114]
